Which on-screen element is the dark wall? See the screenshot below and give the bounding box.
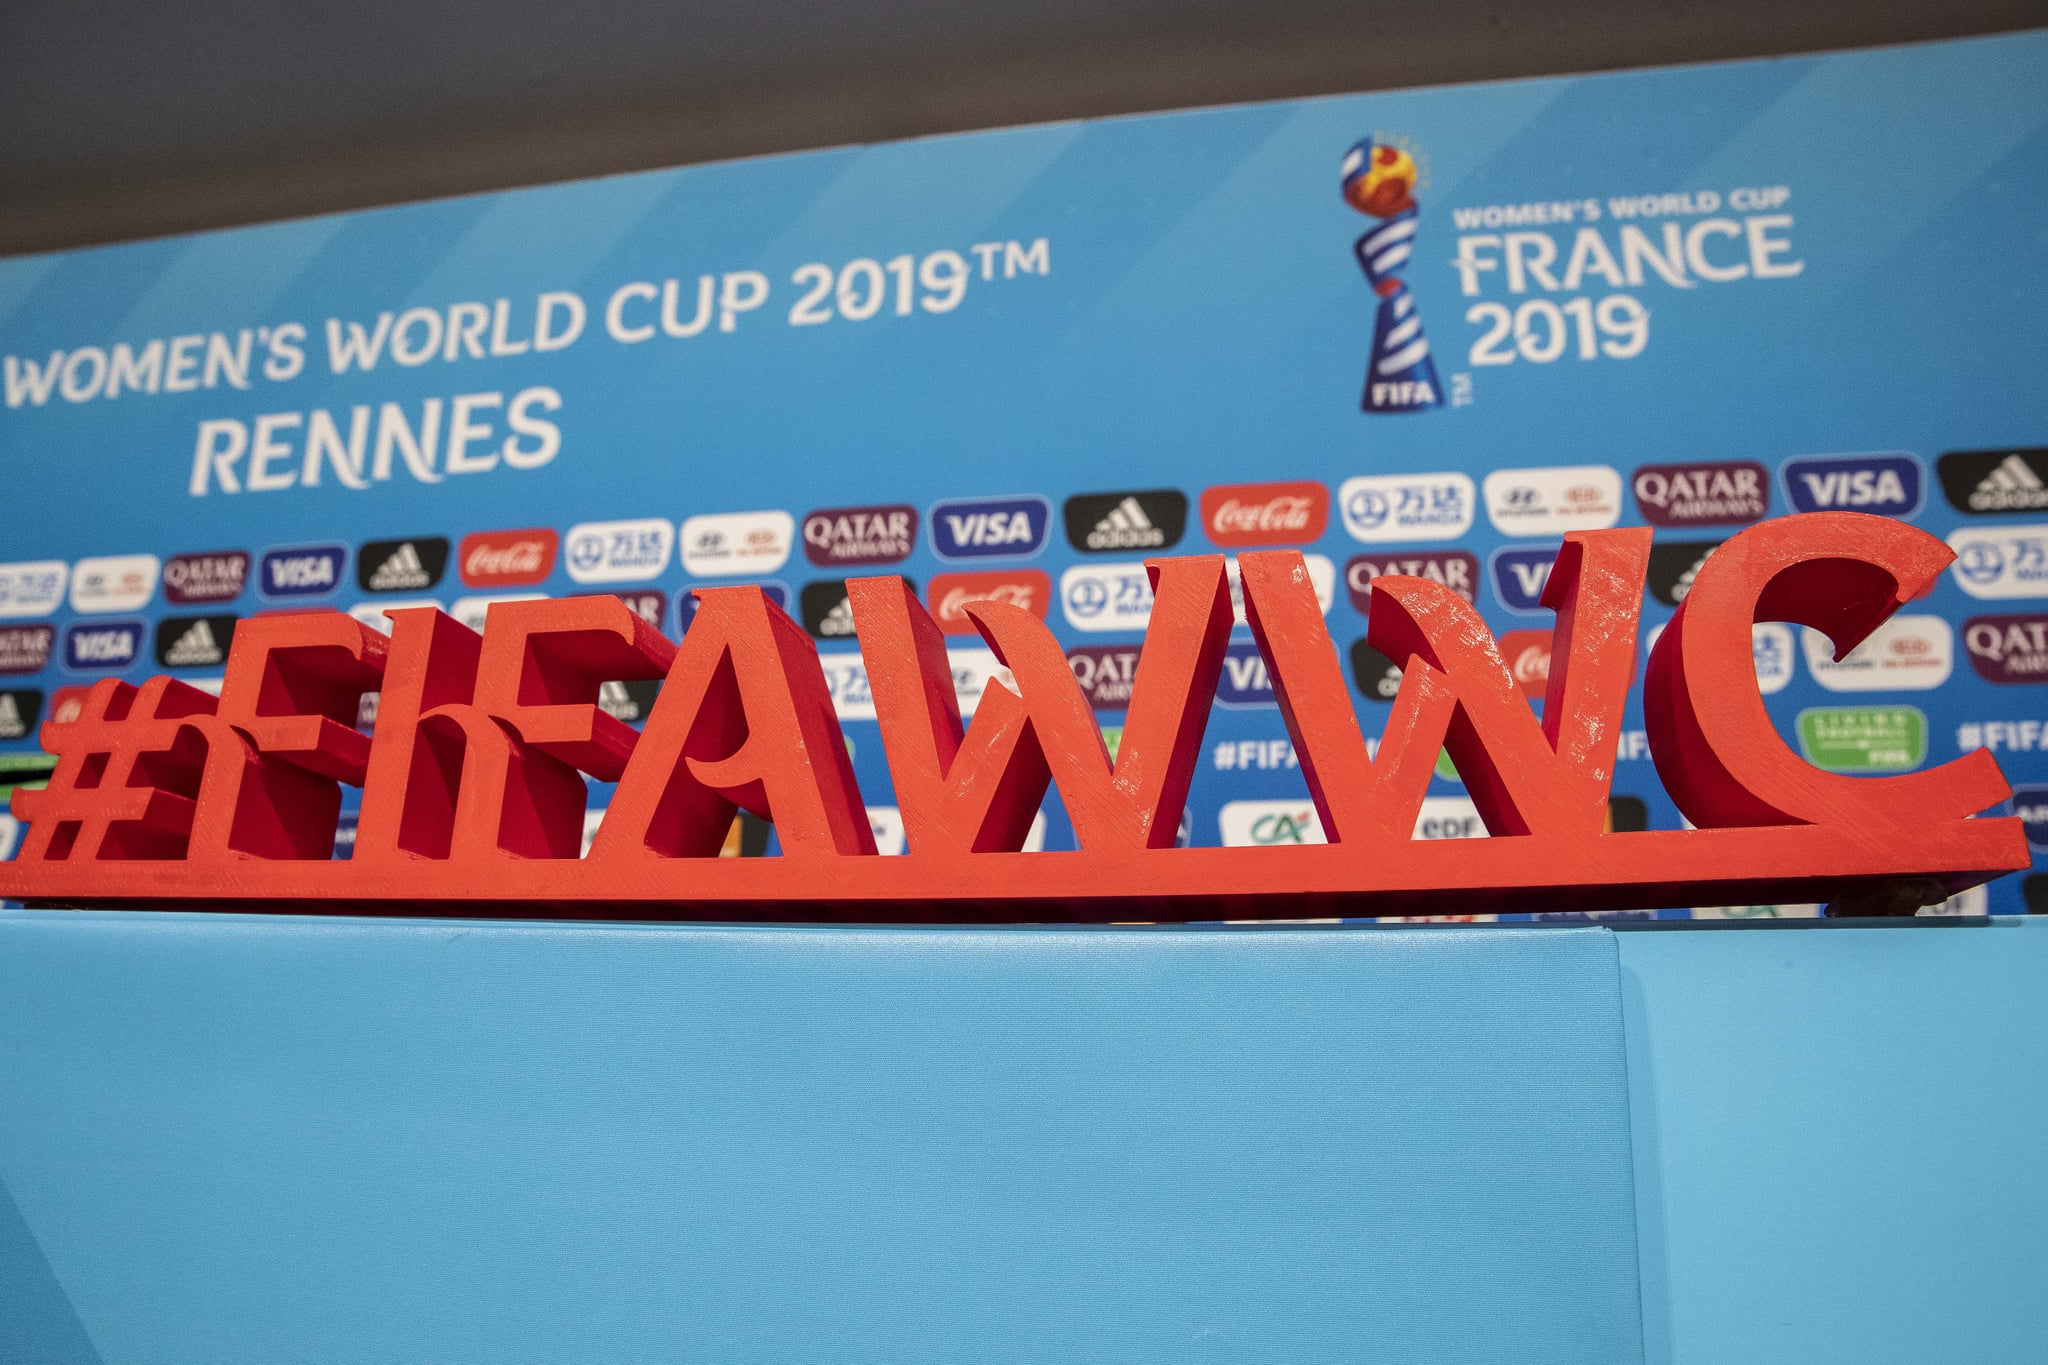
[2,0,2042,255]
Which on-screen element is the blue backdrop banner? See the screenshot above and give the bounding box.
[2,31,2045,916]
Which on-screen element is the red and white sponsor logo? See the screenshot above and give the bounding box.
[49,684,92,724]
[1500,629,1551,698]
[459,528,559,587]
[1198,481,1329,547]
[928,570,1052,635]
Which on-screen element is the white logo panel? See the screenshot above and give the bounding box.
[1224,554,1336,625]
[450,593,549,634]
[1413,796,1488,840]
[1482,466,1623,536]
[1063,557,1334,633]
[69,553,160,613]
[817,651,876,722]
[563,518,674,584]
[1218,800,1326,847]
[1338,473,1475,543]
[948,647,1019,717]
[1948,525,2048,599]
[679,510,795,577]
[1801,615,1952,692]
[1060,562,1156,633]
[1750,622,1796,695]
[0,561,68,619]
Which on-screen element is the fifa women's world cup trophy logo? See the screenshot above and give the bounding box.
[1343,138,1443,413]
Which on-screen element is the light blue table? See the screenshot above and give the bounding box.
[1,911,2041,1363]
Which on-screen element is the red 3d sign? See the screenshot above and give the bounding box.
[0,513,2025,918]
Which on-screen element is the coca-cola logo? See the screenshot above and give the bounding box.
[1066,645,1144,710]
[48,684,90,724]
[1499,629,1551,697]
[459,528,559,587]
[927,570,1051,635]
[1964,614,2048,683]
[1198,481,1329,547]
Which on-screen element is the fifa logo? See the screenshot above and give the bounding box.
[1343,137,1443,413]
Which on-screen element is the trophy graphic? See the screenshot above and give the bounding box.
[1344,138,1443,413]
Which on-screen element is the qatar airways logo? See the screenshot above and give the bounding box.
[1199,481,1329,547]
[1963,614,2048,684]
[162,551,249,605]
[459,529,558,588]
[802,505,916,567]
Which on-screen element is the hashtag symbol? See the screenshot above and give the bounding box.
[11,676,223,862]
[1214,742,1235,770]
[1957,723,1983,752]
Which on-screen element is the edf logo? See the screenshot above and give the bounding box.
[929,497,1051,560]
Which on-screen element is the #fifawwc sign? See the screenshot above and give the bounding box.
[0,514,2026,919]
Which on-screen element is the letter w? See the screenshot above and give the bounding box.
[3,352,63,407]
[325,314,393,373]
[850,557,1232,854]
[1241,530,1649,843]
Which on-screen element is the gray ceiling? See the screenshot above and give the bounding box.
[2,0,2042,256]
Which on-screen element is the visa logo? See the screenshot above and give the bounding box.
[929,497,1050,560]
[65,622,142,669]
[260,545,345,597]
[1490,545,1560,614]
[1781,454,1921,516]
[1215,640,1276,708]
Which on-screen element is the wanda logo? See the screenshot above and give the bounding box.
[459,529,559,587]
[1199,481,1329,547]
[927,570,1051,635]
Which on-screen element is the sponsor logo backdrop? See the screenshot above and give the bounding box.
[1,33,2045,916]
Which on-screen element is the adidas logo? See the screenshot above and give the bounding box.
[598,680,642,723]
[0,693,21,739]
[367,542,432,591]
[164,619,223,667]
[1970,454,2048,512]
[1087,496,1166,551]
[818,595,856,637]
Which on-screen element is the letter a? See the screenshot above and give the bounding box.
[592,586,874,860]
